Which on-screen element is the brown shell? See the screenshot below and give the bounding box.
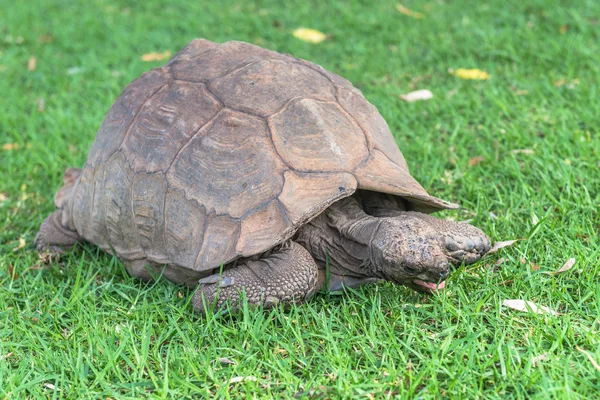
[72,39,457,273]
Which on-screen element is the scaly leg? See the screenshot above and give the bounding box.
[193,241,319,313]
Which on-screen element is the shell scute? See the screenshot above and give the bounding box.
[167,109,286,219]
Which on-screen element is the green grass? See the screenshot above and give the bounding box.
[1,0,599,398]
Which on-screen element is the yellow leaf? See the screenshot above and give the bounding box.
[13,237,26,252]
[292,28,327,44]
[450,68,490,80]
[2,143,20,151]
[141,51,172,62]
[396,4,424,19]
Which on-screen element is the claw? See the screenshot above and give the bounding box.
[198,275,234,287]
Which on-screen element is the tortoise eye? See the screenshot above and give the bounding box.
[404,265,420,274]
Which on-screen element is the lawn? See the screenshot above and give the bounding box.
[1,0,599,398]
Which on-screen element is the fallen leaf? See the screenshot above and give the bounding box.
[450,68,490,80]
[43,383,58,390]
[141,51,172,62]
[577,347,600,371]
[229,376,257,384]
[218,357,237,365]
[554,78,579,88]
[532,353,548,366]
[498,279,514,286]
[37,97,45,112]
[520,257,527,264]
[488,239,521,254]
[37,34,54,43]
[400,89,433,102]
[2,143,20,151]
[28,56,37,71]
[0,193,7,201]
[468,155,484,166]
[554,78,567,87]
[511,88,529,96]
[511,149,535,155]
[66,67,84,75]
[292,28,327,44]
[529,262,540,271]
[13,237,26,252]
[396,4,425,19]
[7,264,17,280]
[559,25,569,34]
[502,299,557,316]
[494,257,505,266]
[549,258,576,275]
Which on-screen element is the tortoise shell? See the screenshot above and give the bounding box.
[66,39,456,277]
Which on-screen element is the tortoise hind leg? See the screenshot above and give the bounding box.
[192,241,320,313]
[36,167,83,254]
[35,210,81,253]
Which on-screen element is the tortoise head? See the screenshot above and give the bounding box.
[369,217,450,292]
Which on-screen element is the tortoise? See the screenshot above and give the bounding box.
[36,39,491,312]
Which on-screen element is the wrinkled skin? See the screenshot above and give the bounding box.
[193,195,490,312]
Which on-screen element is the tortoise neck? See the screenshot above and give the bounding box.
[295,196,381,279]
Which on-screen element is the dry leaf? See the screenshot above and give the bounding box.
[488,239,521,254]
[400,89,433,102]
[229,376,257,384]
[468,155,484,166]
[2,143,20,151]
[396,4,424,19]
[450,68,490,80]
[43,383,58,390]
[218,357,237,365]
[554,78,579,88]
[511,149,535,155]
[37,97,45,112]
[520,257,527,264]
[141,51,172,62]
[532,353,548,366]
[511,88,529,96]
[559,25,569,34]
[37,34,54,44]
[292,28,327,44]
[529,262,540,271]
[576,347,600,371]
[502,299,557,316]
[498,279,514,286]
[66,67,84,75]
[13,237,26,252]
[28,56,37,71]
[0,193,7,201]
[7,264,17,280]
[549,258,575,275]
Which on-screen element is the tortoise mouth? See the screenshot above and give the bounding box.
[411,279,446,293]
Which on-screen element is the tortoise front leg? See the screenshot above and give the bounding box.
[192,241,320,313]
